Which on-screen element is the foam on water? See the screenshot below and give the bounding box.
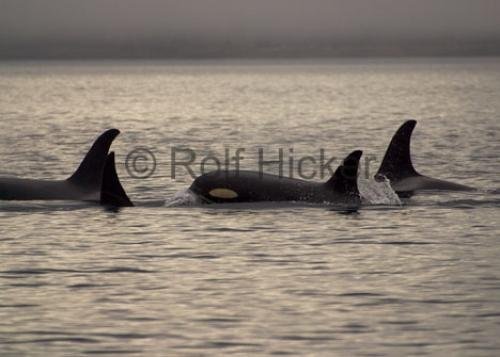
[358,176,402,206]
[164,188,200,207]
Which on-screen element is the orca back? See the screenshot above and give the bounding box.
[67,129,119,190]
[190,150,363,205]
[376,120,419,181]
[325,150,362,200]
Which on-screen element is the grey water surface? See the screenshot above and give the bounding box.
[1,58,500,356]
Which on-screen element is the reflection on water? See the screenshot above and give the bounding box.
[1,58,500,356]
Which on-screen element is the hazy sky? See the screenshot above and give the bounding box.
[1,0,499,58]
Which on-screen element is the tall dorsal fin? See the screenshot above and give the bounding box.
[67,129,120,189]
[376,120,419,181]
[100,152,134,207]
[325,150,362,197]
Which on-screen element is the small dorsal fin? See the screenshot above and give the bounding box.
[325,150,362,197]
[100,152,134,207]
[67,129,119,189]
[376,120,419,181]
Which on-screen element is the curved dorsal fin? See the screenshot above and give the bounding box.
[100,152,134,207]
[376,120,419,181]
[325,150,362,197]
[67,129,119,189]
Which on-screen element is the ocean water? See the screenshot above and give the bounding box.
[1,58,500,356]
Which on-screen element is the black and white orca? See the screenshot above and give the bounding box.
[0,129,133,207]
[189,150,363,207]
[376,120,474,197]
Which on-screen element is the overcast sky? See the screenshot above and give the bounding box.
[1,0,499,58]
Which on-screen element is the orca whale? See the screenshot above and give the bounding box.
[0,129,133,207]
[189,150,363,207]
[376,120,474,197]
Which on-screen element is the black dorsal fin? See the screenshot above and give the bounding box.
[325,150,362,197]
[67,129,120,189]
[100,152,134,207]
[376,120,419,181]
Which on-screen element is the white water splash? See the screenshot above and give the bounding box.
[164,189,200,207]
[358,176,402,206]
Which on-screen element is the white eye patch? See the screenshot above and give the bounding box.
[208,188,238,199]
